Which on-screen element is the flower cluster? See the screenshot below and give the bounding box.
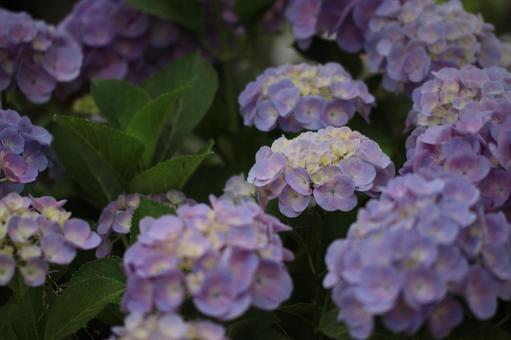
[324,173,511,339]
[221,174,256,204]
[0,9,83,103]
[122,196,293,320]
[247,127,394,217]
[110,313,226,340]
[0,109,53,196]
[60,0,197,86]
[408,65,511,129]
[402,66,511,211]
[0,193,100,287]
[364,0,505,92]
[239,63,374,132]
[285,0,380,52]
[96,190,195,258]
[403,123,511,212]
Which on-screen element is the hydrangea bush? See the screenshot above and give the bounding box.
[0,109,53,196]
[123,196,293,320]
[0,9,82,103]
[0,193,99,287]
[1,0,511,339]
[239,63,374,132]
[324,173,511,339]
[248,127,394,217]
[60,0,198,88]
[110,313,226,340]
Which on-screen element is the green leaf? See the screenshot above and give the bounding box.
[443,322,511,340]
[130,198,176,245]
[234,0,273,26]
[43,258,125,340]
[316,308,350,340]
[126,0,205,35]
[91,79,151,129]
[277,303,317,327]
[53,116,145,206]
[96,304,124,326]
[227,310,281,339]
[125,90,182,166]
[129,140,214,194]
[0,304,20,334]
[7,273,44,340]
[143,54,218,155]
[66,257,124,287]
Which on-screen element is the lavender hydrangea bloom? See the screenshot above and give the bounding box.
[96,190,195,258]
[247,127,394,217]
[403,67,511,211]
[0,9,83,103]
[0,193,100,287]
[0,109,53,196]
[407,66,511,129]
[363,0,507,92]
[324,173,511,339]
[110,313,226,340]
[60,0,198,87]
[122,196,293,320]
[221,174,256,204]
[239,63,375,132]
[285,0,382,52]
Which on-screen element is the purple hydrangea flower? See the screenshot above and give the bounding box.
[247,127,394,217]
[286,0,382,52]
[60,0,198,88]
[239,63,375,132]
[122,196,293,320]
[0,109,53,196]
[324,173,511,339]
[110,313,226,340]
[96,190,196,258]
[407,66,511,130]
[363,0,507,92]
[0,193,100,287]
[0,9,83,103]
[403,67,511,212]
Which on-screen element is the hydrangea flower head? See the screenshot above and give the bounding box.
[364,0,506,92]
[239,63,374,132]
[110,313,226,340]
[60,0,198,86]
[403,66,511,211]
[247,127,394,217]
[0,109,53,195]
[0,193,100,287]
[286,0,382,52]
[408,66,511,129]
[96,190,196,257]
[0,9,83,103]
[122,196,293,320]
[324,173,511,339]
